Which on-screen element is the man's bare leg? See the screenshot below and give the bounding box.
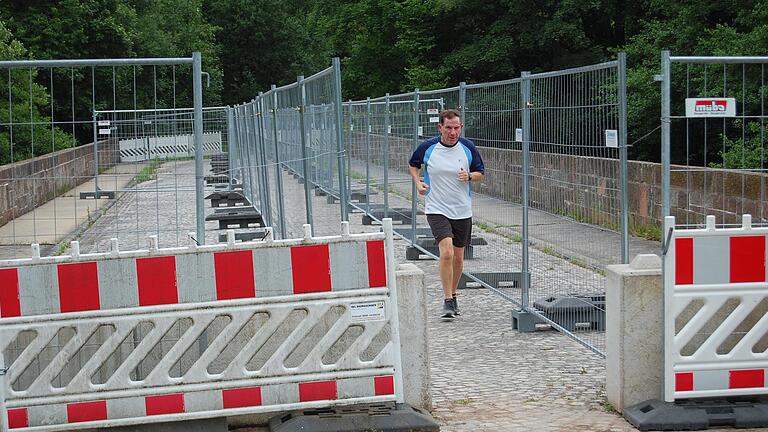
[451,246,465,296]
[438,237,455,300]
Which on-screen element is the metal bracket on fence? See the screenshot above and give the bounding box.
[0,366,7,376]
[662,227,674,256]
[187,234,200,246]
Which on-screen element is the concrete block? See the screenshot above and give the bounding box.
[395,263,431,411]
[605,253,662,413]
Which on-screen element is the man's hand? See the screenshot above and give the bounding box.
[416,180,429,195]
[458,167,470,182]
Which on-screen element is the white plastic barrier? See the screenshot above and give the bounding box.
[119,132,222,162]
[0,221,403,430]
[664,214,768,401]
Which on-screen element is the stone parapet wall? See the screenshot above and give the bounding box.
[0,139,120,226]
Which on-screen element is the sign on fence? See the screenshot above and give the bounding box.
[684,98,737,118]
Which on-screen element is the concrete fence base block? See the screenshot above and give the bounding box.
[606,253,663,413]
[102,417,227,432]
[511,308,543,332]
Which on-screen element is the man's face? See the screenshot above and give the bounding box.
[438,116,462,145]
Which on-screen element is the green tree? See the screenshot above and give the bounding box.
[204,0,326,104]
[0,21,74,164]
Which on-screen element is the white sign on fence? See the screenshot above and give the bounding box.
[605,129,618,148]
[429,117,439,123]
[426,108,439,115]
[97,120,110,127]
[418,126,423,136]
[515,128,522,142]
[350,300,386,322]
[98,128,111,135]
[685,98,736,117]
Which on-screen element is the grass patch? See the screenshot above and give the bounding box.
[475,221,523,243]
[53,242,69,256]
[631,223,662,242]
[135,159,163,184]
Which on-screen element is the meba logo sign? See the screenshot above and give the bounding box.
[694,100,728,113]
[685,97,736,117]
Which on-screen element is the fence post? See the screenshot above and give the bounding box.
[193,51,205,245]
[298,75,314,233]
[271,85,287,238]
[521,71,532,311]
[365,97,372,214]
[459,81,467,137]
[235,105,251,203]
[411,89,420,246]
[347,99,353,203]
[618,52,630,264]
[226,106,236,192]
[384,93,391,219]
[92,111,100,195]
[246,102,265,221]
[256,93,273,228]
[333,58,349,222]
[661,50,671,218]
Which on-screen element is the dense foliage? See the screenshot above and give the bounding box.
[0,0,766,164]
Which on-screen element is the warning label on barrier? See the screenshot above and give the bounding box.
[350,301,386,322]
[99,128,111,135]
[98,120,110,127]
[427,108,439,115]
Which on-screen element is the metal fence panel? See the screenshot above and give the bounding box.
[0,56,207,258]
[661,53,768,227]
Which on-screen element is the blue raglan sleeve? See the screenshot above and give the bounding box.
[466,140,485,173]
[409,140,431,168]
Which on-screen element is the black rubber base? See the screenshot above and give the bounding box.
[269,402,439,432]
[103,417,227,432]
[624,397,768,430]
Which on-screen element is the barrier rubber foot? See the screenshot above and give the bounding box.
[104,417,227,432]
[268,402,439,432]
[624,397,768,430]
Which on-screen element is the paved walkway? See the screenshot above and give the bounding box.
[0,162,148,259]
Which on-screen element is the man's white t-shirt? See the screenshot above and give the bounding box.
[409,137,485,220]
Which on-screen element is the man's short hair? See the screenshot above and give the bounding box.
[439,109,462,124]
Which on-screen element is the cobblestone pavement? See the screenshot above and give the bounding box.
[49,159,768,431]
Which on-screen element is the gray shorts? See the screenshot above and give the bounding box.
[426,214,472,248]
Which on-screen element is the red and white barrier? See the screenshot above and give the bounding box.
[0,227,387,318]
[0,221,403,431]
[664,214,768,401]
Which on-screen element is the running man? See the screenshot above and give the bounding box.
[408,109,485,320]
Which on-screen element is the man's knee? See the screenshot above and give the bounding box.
[452,247,464,261]
[438,239,454,261]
